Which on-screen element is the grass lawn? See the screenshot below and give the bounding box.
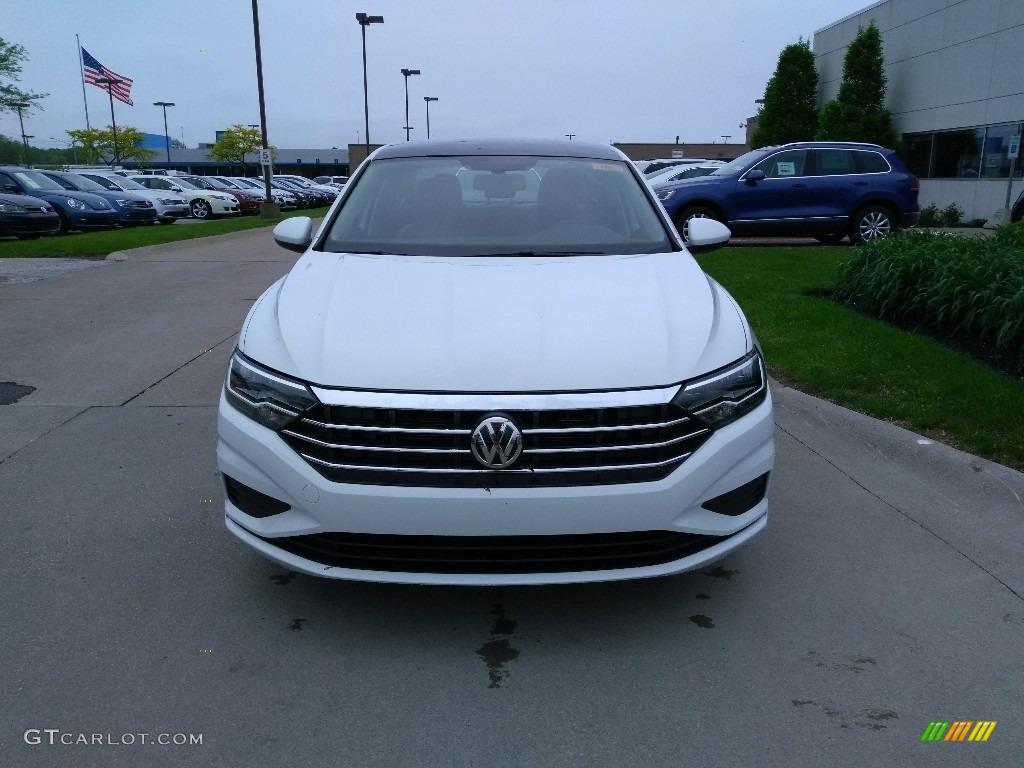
[699,245,1024,470]
[0,207,329,258]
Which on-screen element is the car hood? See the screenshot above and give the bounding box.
[653,174,735,193]
[29,189,110,208]
[0,192,55,209]
[239,251,750,392]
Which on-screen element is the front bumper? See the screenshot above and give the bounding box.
[155,204,190,222]
[115,209,157,225]
[0,212,61,236]
[68,210,118,229]
[216,389,775,585]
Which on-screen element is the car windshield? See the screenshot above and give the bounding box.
[213,178,241,188]
[321,155,674,257]
[62,173,106,191]
[172,178,201,189]
[13,170,64,190]
[184,177,215,189]
[87,175,145,190]
[709,149,773,176]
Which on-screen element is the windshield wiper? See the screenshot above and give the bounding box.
[470,250,605,257]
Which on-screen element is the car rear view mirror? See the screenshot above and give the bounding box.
[686,217,731,253]
[273,216,313,253]
[743,170,766,184]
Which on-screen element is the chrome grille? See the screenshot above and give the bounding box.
[280,399,711,487]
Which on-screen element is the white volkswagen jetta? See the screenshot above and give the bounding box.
[217,139,774,585]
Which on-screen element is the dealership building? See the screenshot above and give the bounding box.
[814,0,1023,220]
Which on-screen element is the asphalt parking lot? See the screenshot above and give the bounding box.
[1,229,1022,767]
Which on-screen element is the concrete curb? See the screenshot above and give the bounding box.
[103,226,273,261]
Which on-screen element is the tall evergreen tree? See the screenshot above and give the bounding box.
[817,21,897,147]
[749,40,818,149]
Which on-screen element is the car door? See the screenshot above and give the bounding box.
[729,149,814,234]
[801,149,866,232]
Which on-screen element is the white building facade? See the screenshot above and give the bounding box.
[814,0,1023,221]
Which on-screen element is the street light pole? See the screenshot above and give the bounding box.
[14,103,30,166]
[95,77,123,165]
[153,101,175,167]
[565,134,575,140]
[251,0,278,215]
[401,68,420,141]
[423,96,438,139]
[356,13,384,162]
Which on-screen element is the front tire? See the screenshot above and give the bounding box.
[55,210,70,235]
[673,206,721,241]
[190,200,212,219]
[850,206,894,244]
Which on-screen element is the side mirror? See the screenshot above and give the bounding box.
[273,216,313,253]
[686,217,732,254]
[743,169,766,184]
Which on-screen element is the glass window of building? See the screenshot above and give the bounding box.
[933,129,984,178]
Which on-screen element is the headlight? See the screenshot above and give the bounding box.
[0,202,27,213]
[671,349,767,429]
[66,198,86,210]
[656,188,675,201]
[225,351,318,430]
[115,199,132,206]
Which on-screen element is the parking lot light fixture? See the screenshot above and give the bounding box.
[423,96,438,139]
[401,68,420,141]
[153,102,175,166]
[356,13,384,161]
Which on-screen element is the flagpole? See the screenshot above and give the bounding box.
[76,35,91,130]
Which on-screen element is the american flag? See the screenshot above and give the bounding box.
[82,47,134,106]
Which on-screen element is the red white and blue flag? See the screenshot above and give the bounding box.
[81,47,134,106]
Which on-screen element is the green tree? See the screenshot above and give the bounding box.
[816,22,897,147]
[750,40,818,148]
[207,124,274,174]
[66,125,157,165]
[0,37,47,114]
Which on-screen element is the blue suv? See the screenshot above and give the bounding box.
[653,142,920,244]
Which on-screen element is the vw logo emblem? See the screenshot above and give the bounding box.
[470,415,523,469]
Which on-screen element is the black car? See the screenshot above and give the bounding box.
[270,180,317,208]
[1012,187,1023,224]
[0,166,118,234]
[0,192,61,239]
[653,141,921,244]
[39,170,157,227]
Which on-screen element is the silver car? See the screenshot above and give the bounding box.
[77,172,189,223]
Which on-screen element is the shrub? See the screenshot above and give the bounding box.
[833,223,1024,360]
[940,203,964,227]
[918,204,941,227]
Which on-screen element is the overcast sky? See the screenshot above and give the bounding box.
[3,0,872,152]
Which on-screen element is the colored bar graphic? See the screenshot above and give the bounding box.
[969,722,997,742]
[921,720,996,742]
[945,721,973,741]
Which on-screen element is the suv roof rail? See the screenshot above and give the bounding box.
[776,140,884,149]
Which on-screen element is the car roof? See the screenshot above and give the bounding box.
[372,138,625,161]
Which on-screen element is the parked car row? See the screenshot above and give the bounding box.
[0,167,341,238]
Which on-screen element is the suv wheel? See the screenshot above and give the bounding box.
[850,206,893,244]
[191,200,212,219]
[674,206,721,241]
